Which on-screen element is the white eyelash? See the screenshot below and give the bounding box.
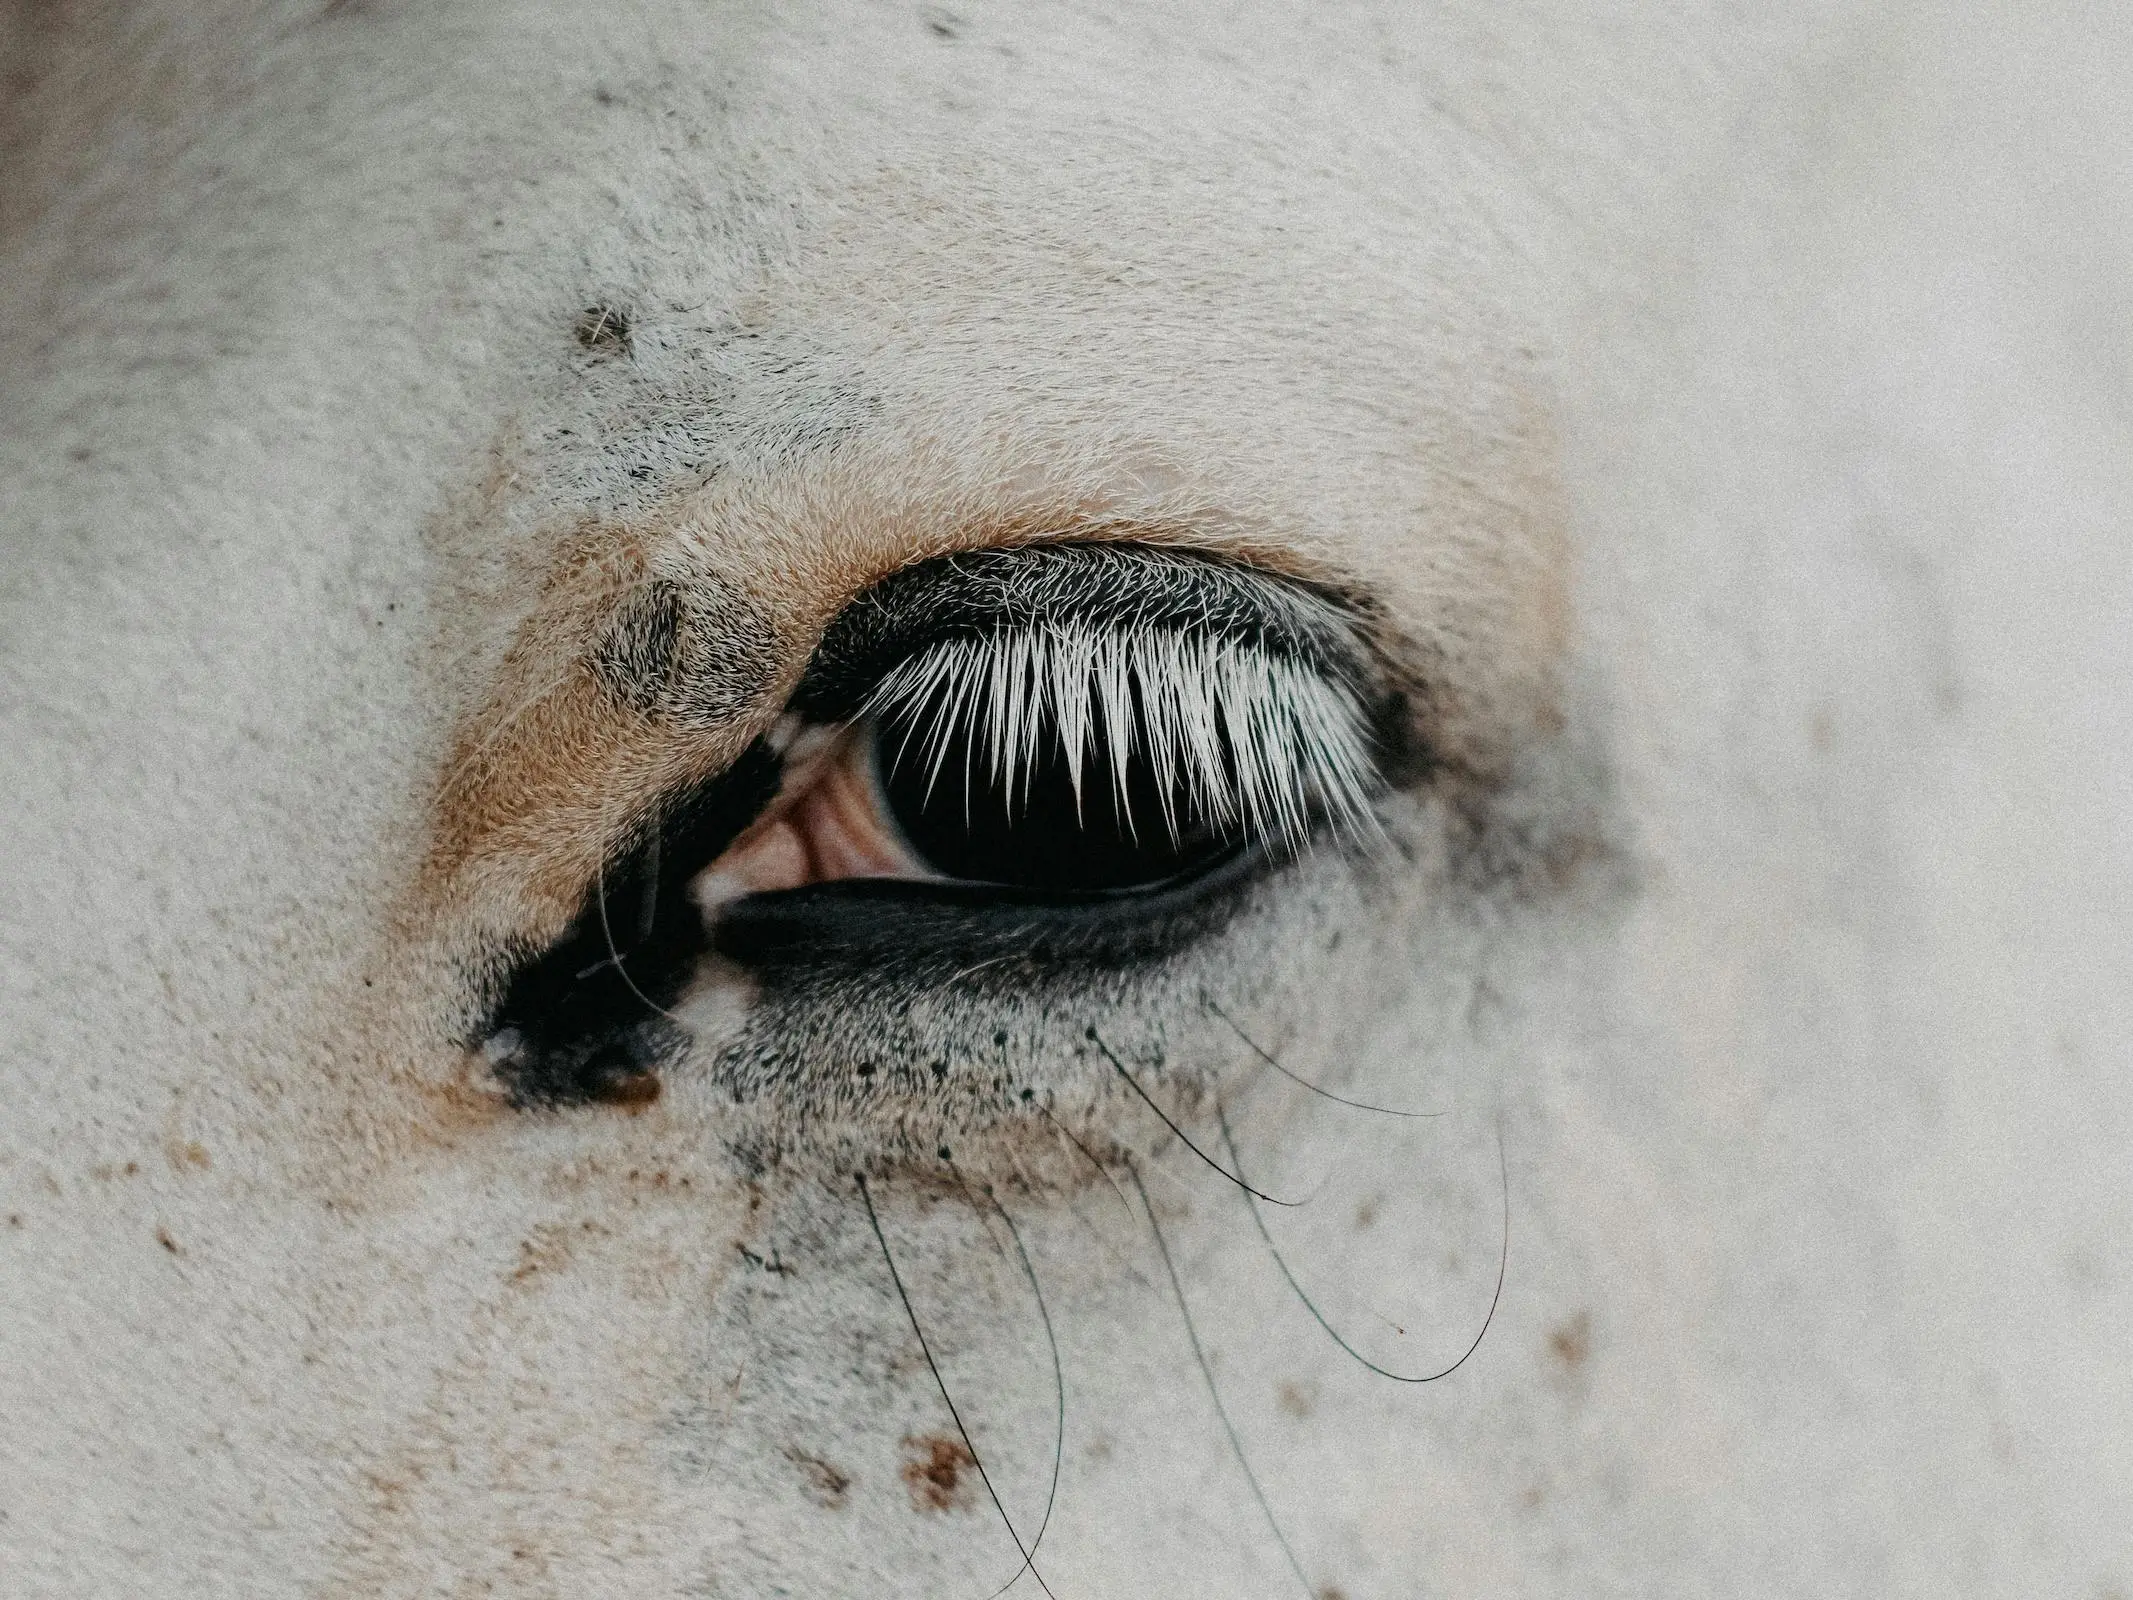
[860,624,1380,856]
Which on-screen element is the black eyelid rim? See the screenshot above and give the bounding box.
[790,543,1375,723]
[712,842,1274,974]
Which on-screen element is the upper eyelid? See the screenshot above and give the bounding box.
[786,542,1376,726]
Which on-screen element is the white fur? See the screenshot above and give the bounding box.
[4,2,2132,1597]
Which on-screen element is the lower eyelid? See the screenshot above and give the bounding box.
[709,838,1275,975]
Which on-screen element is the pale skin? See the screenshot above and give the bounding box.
[3,2,2130,1596]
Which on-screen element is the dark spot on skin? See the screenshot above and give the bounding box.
[573,304,632,355]
[901,1434,976,1512]
[1277,1380,1316,1419]
[921,6,961,38]
[587,1067,662,1108]
[1318,1588,1350,1600]
[155,1227,180,1254]
[788,1447,852,1508]
[736,1244,792,1276]
[593,579,778,730]
[1549,1310,1592,1370]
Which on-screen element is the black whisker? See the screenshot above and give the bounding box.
[1218,1104,1509,1384]
[1026,1104,1156,1292]
[943,1156,1012,1261]
[972,1177,1067,1600]
[856,1174,1059,1600]
[1126,1161,1313,1600]
[1207,998,1443,1119]
[636,829,661,943]
[1090,1029,1301,1207]
[1033,1099,1139,1225]
[593,860,688,1026]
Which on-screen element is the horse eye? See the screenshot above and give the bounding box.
[696,550,1381,912]
[481,546,1387,1104]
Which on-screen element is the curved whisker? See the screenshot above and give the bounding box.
[1089,1029,1303,1207]
[1206,998,1443,1119]
[1218,1104,1509,1384]
[855,1174,1059,1600]
[965,1173,1067,1600]
[591,861,688,1027]
[1028,1103,1157,1291]
[1032,1099,1136,1218]
[1126,1160,1314,1600]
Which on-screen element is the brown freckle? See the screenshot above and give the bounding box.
[788,1447,853,1508]
[588,1068,661,1109]
[1809,707,1836,751]
[508,1223,580,1284]
[1277,1380,1316,1419]
[1549,1310,1592,1370]
[1318,1587,1349,1600]
[155,1227,180,1254]
[364,1471,409,1514]
[7,1213,22,1228]
[901,1434,977,1513]
[418,1072,509,1138]
[1354,1197,1380,1231]
[124,1161,139,1177]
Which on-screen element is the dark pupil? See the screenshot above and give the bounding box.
[874,689,1244,893]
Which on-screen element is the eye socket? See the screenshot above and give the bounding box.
[479,545,1390,1103]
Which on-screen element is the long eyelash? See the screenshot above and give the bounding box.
[860,623,1381,854]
